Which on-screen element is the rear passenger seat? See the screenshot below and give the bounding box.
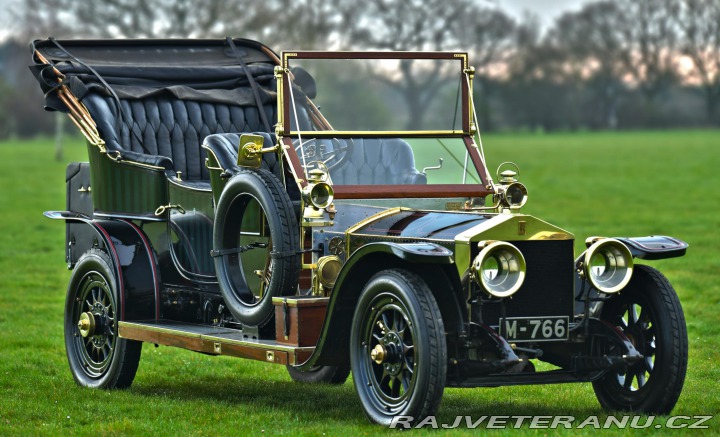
[82,93,277,183]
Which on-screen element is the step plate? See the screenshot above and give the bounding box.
[118,320,314,365]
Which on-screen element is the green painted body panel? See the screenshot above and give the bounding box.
[87,143,168,218]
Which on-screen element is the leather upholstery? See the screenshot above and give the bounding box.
[329,138,426,185]
[81,92,423,186]
[82,93,275,181]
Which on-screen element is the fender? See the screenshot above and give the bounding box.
[615,235,688,260]
[574,235,688,313]
[44,211,159,320]
[296,242,466,370]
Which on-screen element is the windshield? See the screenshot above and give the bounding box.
[287,58,465,132]
[279,52,488,195]
[290,136,480,186]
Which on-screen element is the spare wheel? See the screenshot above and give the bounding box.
[213,168,300,327]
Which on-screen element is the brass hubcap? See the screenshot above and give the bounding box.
[370,344,386,364]
[78,312,95,338]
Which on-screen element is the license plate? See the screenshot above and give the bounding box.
[499,316,569,342]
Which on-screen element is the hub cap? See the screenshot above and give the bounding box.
[360,295,416,413]
[71,271,117,376]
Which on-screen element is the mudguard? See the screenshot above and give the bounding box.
[44,211,159,320]
[615,235,688,260]
[295,242,463,370]
[574,235,688,312]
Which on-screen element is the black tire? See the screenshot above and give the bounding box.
[65,249,141,389]
[592,265,688,414]
[213,168,300,327]
[350,269,446,426]
[286,364,350,384]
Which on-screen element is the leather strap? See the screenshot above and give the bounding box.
[49,37,151,155]
[226,37,273,135]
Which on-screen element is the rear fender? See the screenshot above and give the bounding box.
[45,211,159,320]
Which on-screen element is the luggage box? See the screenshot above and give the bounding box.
[272,296,329,347]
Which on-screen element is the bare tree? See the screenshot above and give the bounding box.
[671,0,720,124]
[260,0,361,50]
[13,0,362,50]
[14,0,271,39]
[549,1,627,128]
[346,0,516,129]
[614,0,679,104]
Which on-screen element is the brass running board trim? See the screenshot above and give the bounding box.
[118,320,315,366]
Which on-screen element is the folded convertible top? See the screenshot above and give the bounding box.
[29,38,280,112]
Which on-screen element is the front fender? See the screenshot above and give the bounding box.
[615,235,688,260]
[296,242,463,370]
[574,235,688,313]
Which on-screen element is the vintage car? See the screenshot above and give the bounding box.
[30,37,689,425]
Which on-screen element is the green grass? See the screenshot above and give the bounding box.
[0,131,719,435]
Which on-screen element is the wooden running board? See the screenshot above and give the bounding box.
[118,320,314,366]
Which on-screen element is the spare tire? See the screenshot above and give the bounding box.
[213,168,300,327]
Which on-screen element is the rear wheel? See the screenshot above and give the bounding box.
[592,265,687,414]
[65,249,141,388]
[350,269,446,425]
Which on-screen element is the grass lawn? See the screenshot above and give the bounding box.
[0,130,718,435]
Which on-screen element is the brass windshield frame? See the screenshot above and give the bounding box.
[279,51,471,137]
[276,51,493,199]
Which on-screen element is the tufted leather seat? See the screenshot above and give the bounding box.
[82,92,424,187]
[330,138,426,185]
[82,93,275,181]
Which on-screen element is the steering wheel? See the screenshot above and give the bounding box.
[294,138,354,172]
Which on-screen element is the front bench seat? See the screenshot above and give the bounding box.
[329,138,427,185]
[82,92,276,181]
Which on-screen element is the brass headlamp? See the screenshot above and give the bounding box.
[581,238,633,294]
[470,241,526,298]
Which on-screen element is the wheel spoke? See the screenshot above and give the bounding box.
[622,373,633,389]
[619,310,629,329]
[381,312,392,334]
[404,356,414,375]
[628,304,639,326]
[390,377,400,397]
[379,371,391,393]
[401,374,410,393]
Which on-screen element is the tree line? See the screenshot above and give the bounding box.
[1,0,718,139]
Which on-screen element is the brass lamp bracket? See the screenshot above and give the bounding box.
[238,133,279,168]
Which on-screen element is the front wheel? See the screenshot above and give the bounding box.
[350,269,446,426]
[65,249,141,388]
[286,364,350,384]
[592,265,688,414]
